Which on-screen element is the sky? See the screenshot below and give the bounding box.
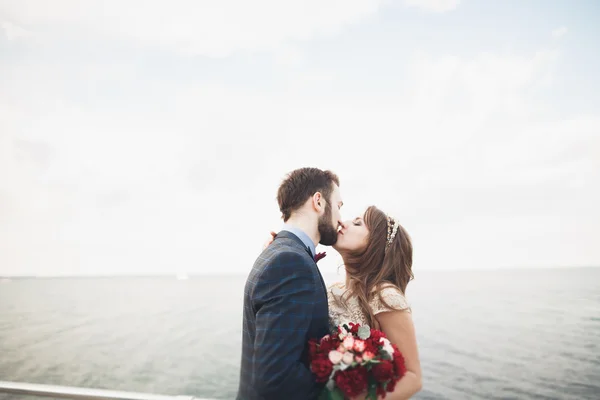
[1,0,599,276]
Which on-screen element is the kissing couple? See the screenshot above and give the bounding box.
[237,167,422,400]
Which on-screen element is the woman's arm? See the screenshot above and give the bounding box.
[376,310,422,399]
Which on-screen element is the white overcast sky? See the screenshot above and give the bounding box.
[1,0,599,276]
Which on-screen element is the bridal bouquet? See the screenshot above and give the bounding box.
[309,323,406,400]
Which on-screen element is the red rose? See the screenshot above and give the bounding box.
[319,336,339,354]
[363,338,379,355]
[386,379,397,393]
[348,322,360,334]
[311,358,333,383]
[375,379,398,398]
[334,367,368,398]
[372,360,395,383]
[369,329,386,343]
[391,344,407,378]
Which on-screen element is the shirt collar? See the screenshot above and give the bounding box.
[281,224,316,258]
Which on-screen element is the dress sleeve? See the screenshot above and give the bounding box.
[370,285,411,315]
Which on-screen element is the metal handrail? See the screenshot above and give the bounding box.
[0,381,212,400]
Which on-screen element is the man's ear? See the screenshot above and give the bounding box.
[311,192,324,213]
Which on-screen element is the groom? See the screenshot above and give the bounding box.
[237,167,344,400]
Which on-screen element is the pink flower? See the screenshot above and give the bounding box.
[353,339,366,352]
[328,350,343,365]
[355,355,363,363]
[337,345,347,353]
[343,337,355,350]
[342,352,354,365]
[363,351,375,361]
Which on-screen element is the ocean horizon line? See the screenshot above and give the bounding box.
[1,265,598,279]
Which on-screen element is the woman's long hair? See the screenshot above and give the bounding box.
[341,206,413,329]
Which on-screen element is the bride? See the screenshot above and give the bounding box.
[329,206,421,399]
[265,205,422,399]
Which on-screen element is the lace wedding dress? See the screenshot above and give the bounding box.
[327,282,411,330]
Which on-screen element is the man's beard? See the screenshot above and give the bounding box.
[318,203,338,246]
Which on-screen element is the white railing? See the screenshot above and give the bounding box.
[0,381,213,400]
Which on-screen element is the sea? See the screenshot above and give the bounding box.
[0,267,599,400]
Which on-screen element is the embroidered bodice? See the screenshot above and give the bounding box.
[327,282,411,330]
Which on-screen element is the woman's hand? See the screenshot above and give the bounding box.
[262,231,277,250]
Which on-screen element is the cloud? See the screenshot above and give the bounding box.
[0,20,32,40]
[403,0,461,13]
[552,26,568,38]
[0,0,391,56]
[274,45,305,67]
[0,11,598,274]
[405,50,558,120]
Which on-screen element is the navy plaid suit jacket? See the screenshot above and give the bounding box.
[237,230,330,400]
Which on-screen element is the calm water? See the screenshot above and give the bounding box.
[0,268,599,400]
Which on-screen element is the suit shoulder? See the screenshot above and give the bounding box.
[269,248,312,268]
[261,240,311,261]
[254,245,312,278]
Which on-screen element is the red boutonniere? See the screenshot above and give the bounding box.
[314,252,327,263]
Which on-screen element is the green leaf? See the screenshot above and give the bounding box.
[367,383,378,400]
[318,389,330,400]
[330,388,345,400]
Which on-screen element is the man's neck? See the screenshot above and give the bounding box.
[284,216,320,247]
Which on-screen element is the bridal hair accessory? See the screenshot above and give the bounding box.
[386,215,399,249]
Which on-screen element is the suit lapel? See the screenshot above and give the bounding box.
[275,231,328,299]
[313,264,328,300]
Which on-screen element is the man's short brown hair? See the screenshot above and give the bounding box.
[277,168,340,222]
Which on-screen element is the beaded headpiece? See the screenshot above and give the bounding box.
[386,215,400,249]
